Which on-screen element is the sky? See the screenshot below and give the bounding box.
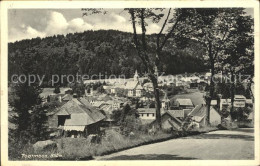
[8,8,254,43]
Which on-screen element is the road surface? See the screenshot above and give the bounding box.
[96,128,254,160]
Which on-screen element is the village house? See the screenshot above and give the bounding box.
[85,87,94,96]
[174,98,194,109]
[167,109,192,121]
[150,110,182,131]
[54,98,105,138]
[234,95,247,107]
[175,80,183,87]
[161,93,170,110]
[40,87,72,103]
[125,70,143,97]
[111,86,116,94]
[85,96,98,105]
[143,82,154,92]
[138,108,157,120]
[137,108,181,125]
[211,94,253,111]
[189,74,201,83]
[204,71,212,80]
[188,104,221,128]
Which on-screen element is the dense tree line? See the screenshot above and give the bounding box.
[8,30,207,87]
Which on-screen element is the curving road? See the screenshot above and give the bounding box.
[96,128,254,160]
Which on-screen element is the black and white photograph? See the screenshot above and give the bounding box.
[1,1,259,165]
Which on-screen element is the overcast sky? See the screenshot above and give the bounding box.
[8,8,254,43]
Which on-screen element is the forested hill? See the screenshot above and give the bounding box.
[8,30,207,86]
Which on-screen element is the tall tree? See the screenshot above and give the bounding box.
[9,82,43,141]
[124,8,194,129]
[177,8,253,125]
[219,9,254,120]
[82,8,200,129]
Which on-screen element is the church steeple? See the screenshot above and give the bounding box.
[134,70,139,81]
[154,66,158,77]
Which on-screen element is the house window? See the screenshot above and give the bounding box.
[152,113,155,117]
[147,113,149,117]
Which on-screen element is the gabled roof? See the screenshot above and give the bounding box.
[138,108,156,114]
[100,104,114,113]
[62,94,73,101]
[85,96,98,101]
[135,84,143,90]
[164,110,183,124]
[188,104,220,119]
[100,95,113,101]
[143,82,153,88]
[188,105,207,117]
[167,110,184,118]
[176,98,193,106]
[150,110,182,127]
[56,109,70,116]
[183,109,192,117]
[40,88,72,98]
[79,97,95,109]
[125,81,139,90]
[55,98,105,126]
[93,101,104,108]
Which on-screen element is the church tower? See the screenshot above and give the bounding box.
[134,70,139,81]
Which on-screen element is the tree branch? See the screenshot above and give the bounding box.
[129,9,149,70]
[158,13,182,52]
[213,30,229,60]
[141,8,147,51]
[157,8,171,49]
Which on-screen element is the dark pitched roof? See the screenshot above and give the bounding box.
[138,108,156,114]
[150,110,182,126]
[167,110,184,118]
[164,110,183,124]
[188,105,206,117]
[55,98,105,126]
[188,104,220,118]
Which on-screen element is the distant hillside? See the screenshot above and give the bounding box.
[8,30,207,86]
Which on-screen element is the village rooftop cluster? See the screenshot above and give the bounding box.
[38,70,254,138]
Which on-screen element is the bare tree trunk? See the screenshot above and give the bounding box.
[230,70,235,121]
[206,43,215,126]
[150,74,162,129]
[248,78,254,103]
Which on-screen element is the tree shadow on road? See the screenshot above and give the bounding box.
[184,133,254,141]
[101,154,197,160]
[231,128,254,133]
